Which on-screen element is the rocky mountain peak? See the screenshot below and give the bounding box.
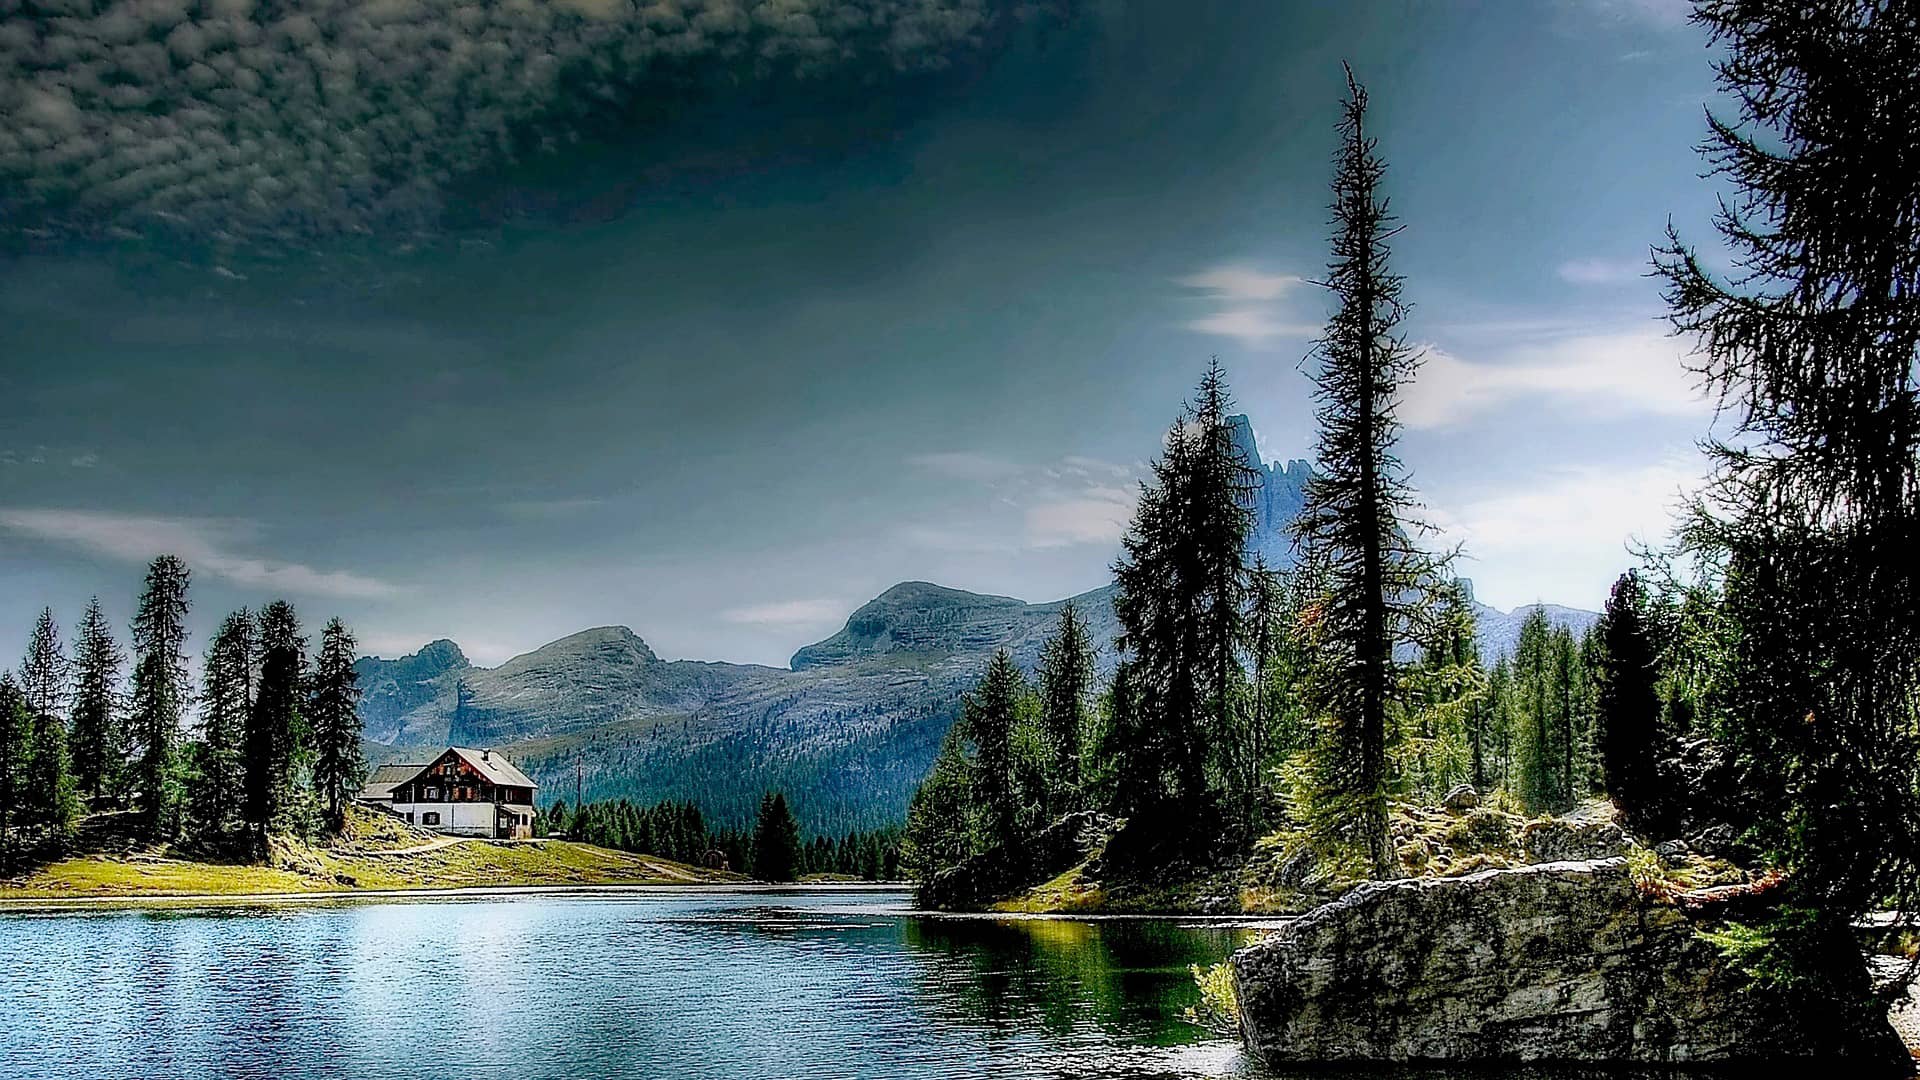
[517,625,659,665]
[792,582,1032,670]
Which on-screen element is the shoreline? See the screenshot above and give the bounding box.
[0,879,1292,923]
[0,880,911,911]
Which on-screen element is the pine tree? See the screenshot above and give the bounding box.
[751,790,802,882]
[129,555,191,841]
[245,600,309,846]
[308,618,365,833]
[1188,362,1258,810]
[963,650,1029,855]
[0,676,31,872]
[1292,68,1431,875]
[1597,572,1664,830]
[18,608,79,843]
[1655,3,1920,1038]
[1036,598,1095,817]
[19,608,68,721]
[68,598,125,806]
[1549,625,1580,810]
[905,718,985,881]
[191,609,254,853]
[1109,363,1255,828]
[1512,610,1562,815]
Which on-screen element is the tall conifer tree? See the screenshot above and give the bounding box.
[19,608,68,721]
[129,555,191,841]
[19,608,79,842]
[69,598,125,805]
[751,790,802,882]
[1110,363,1255,826]
[246,601,310,845]
[1596,572,1664,828]
[1036,599,1095,816]
[0,676,30,871]
[1656,4,1920,1034]
[192,609,254,852]
[1292,68,1429,875]
[963,650,1028,854]
[308,618,366,832]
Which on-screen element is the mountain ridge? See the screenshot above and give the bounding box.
[355,424,1597,830]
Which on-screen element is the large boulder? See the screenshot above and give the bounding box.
[1232,858,1910,1070]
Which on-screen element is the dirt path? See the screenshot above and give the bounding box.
[350,834,465,858]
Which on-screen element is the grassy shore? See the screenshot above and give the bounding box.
[0,806,738,902]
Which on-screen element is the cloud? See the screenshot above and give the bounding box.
[1557,256,1648,285]
[720,598,846,628]
[1184,308,1318,348]
[0,0,1024,246]
[903,452,1141,551]
[906,451,1024,483]
[1024,488,1135,548]
[1430,457,1702,609]
[1178,265,1303,302]
[0,508,399,599]
[1402,330,1708,430]
[1568,0,1692,27]
[1178,262,1316,348]
[498,495,607,520]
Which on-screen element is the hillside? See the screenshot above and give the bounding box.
[356,422,1596,834]
[1,806,732,902]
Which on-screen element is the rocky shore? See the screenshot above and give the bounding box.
[1231,856,1912,1071]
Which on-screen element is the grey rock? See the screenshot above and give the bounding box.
[1519,818,1629,863]
[1442,784,1480,812]
[1686,825,1740,859]
[1656,839,1692,860]
[1232,859,1909,1068]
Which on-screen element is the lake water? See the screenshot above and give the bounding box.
[0,888,1261,1080]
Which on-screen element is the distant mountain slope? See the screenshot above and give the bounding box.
[357,421,1595,831]
[1467,590,1602,662]
[358,583,1120,833]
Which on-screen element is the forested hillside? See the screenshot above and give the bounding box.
[355,505,1591,835]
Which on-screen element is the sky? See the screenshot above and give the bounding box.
[0,0,1728,670]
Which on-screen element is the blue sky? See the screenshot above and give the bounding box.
[0,0,1725,669]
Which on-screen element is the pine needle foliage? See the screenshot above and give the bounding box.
[129,555,191,841]
[1654,0,1920,1041]
[1291,67,1434,876]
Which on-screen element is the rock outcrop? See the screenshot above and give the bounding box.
[1518,818,1629,863]
[1232,858,1910,1070]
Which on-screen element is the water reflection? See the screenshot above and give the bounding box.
[0,892,1722,1080]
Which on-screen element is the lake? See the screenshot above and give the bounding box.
[0,887,1260,1080]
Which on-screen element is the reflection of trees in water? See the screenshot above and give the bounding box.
[901,917,1243,1043]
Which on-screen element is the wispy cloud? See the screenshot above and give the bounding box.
[1403,330,1707,430]
[1,446,101,469]
[498,496,607,520]
[1557,256,1649,286]
[0,508,399,599]
[1177,265,1304,302]
[1178,262,1317,348]
[905,452,1025,484]
[720,599,847,628]
[1024,489,1136,548]
[1590,0,1691,26]
[904,453,1142,551]
[1430,457,1702,608]
[1185,308,1318,348]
